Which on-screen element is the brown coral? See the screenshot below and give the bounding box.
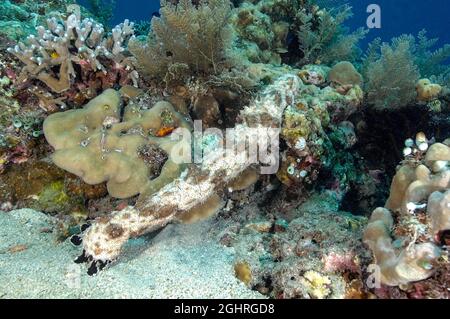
[328,61,362,87]
[43,88,192,200]
[364,138,450,287]
[416,79,442,102]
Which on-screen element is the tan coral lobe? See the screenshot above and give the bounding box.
[364,138,449,286]
[44,89,191,200]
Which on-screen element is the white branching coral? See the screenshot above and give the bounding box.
[7,5,135,93]
[364,135,450,287]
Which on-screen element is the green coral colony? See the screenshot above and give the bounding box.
[0,0,449,299]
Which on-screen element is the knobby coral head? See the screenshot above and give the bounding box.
[43,88,192,200]
[364,135,450,287]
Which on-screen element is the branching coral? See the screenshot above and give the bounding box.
[364,135,450,287]
[8,5,136,94]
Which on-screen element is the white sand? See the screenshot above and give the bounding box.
[0,209,263,299]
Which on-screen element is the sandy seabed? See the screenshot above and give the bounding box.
[0,209,263,299]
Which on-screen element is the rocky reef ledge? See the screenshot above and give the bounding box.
[0,208,263,299]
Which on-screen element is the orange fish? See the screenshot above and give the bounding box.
[155,126,175,137]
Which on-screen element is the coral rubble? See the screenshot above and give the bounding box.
[229,192,369,299]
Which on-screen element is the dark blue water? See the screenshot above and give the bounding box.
[77,0,160,25]
[78,0,450,48]
[346,0,450,48]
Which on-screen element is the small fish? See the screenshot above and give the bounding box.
[275,47,289,54]
[155,126,175,137]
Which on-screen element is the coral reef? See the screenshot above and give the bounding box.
[364,135,449,287]
[128,0,257,130]
[230,0,290,65]
[68,71,372,277]
[231,0,366,66]
[0,0,82,41]
[276,65,364,192]
[227,192,370,299]
[2,3,138,113]
[39,62,373,275]
[0,0,448,299]
[70,74,299,273]
[0,72,45,175]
